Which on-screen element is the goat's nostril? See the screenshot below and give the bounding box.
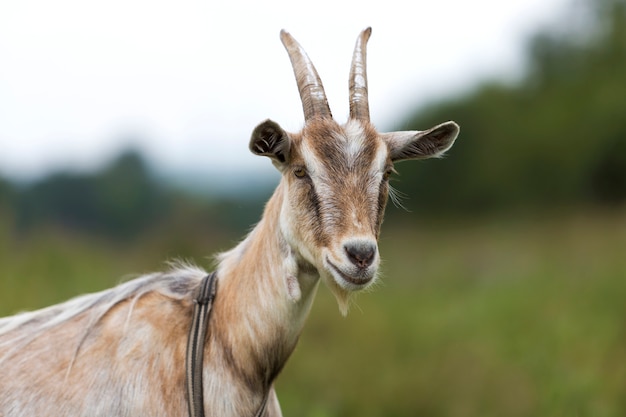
[344,243,376,269]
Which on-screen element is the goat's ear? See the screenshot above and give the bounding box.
[382,121,459,162]
[249,119,291,166]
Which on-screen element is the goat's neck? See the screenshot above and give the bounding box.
[211,181,320,392]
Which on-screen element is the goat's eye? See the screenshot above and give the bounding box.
[293,167,307,178]
[383,166,394,181]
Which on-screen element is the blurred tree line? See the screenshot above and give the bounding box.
[0,150,265,241]
[0,0,624,240]
[394,0,626,214]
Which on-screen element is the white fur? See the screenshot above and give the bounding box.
[341,119,366,165]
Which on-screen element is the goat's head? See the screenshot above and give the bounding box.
[250,28,459,312]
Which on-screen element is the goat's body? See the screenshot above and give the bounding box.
[0,185,309,416]
[0,272,288,417]
[0,269,201,416]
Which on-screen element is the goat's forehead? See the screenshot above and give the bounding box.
[296,119,387,174]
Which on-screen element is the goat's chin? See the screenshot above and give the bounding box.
[321,269,377,316]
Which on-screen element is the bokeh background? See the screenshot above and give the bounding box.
[1,0,625,416]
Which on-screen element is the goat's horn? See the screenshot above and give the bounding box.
[349,27,372,122]
[280,30,332,121]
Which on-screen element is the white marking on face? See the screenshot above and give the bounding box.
[342,119,366,165]
[351,211,362,229]
[372,139,389,175]
[299,140,323,179]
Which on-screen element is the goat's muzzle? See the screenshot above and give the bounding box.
[323,238,379,291]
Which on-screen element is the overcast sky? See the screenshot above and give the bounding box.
[0,0,571,185]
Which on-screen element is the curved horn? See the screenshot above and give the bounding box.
[280,30,332,121]
[349,27,372,121]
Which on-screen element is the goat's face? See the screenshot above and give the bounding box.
[249,29,459,310]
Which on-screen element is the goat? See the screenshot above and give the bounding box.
[0,28,459,416]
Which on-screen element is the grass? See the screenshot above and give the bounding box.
[1,208,625,416]
[278,209,626,417]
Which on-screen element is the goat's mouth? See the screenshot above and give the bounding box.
[325,257,375,290]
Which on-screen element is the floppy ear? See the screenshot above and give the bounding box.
[382,121,460,162]
[249,119,291,166]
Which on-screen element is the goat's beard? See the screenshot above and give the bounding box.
[321,272,354,316]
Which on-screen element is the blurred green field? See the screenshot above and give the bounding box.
[1,209,625,416]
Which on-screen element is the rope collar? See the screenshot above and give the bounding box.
[185,272,269,417]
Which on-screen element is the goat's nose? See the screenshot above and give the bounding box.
[344,242,377,269]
